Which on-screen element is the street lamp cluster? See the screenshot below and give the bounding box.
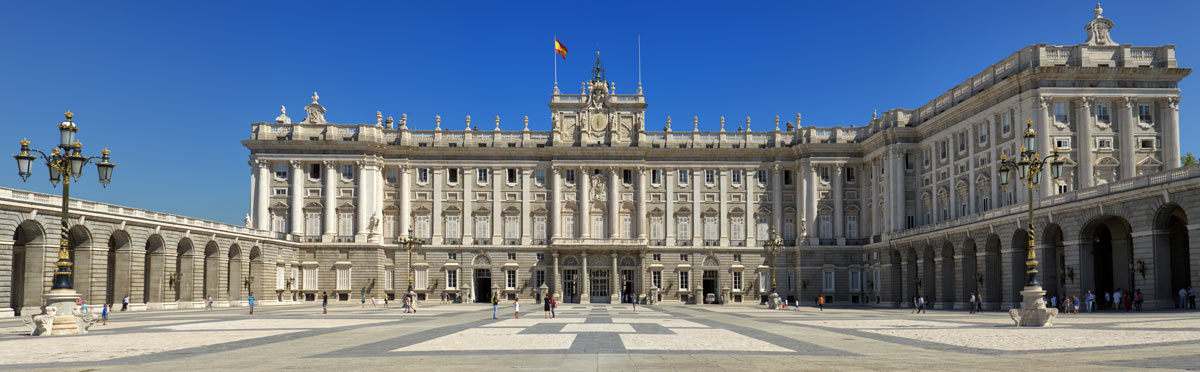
[12,111,115,335]
[397,227,423,293]
[763,227,783,309]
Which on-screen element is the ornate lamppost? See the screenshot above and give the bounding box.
[13,111,115,335]
[398,226,423,293]
[763,226,783,309]
[998,119,1063,327]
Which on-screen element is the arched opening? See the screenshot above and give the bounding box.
[203,241,219,302]
[106,230,133,308]
[67,225,92,301]
[11,220,45,316]
[905,247,917,305]
[922,245,936,305]
[144,235,165,304]
[1081,215,1134,305]
[889,250,902,306]
[1154,204,1191,308]
[985,234,1002,307]
[1041,224,1066,299]
[1010,228,1029,307]
[962,237,978,305]
[941,241,956,307]
[249,246,263,300]
[228,244,243,302]
[176,238,194,302]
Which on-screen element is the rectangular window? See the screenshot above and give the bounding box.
[302,267,317,290]
[448,168,459,184]
[506,270,516,290]
[1097,103,1110,123]
[823,271,835,292]
[680,254,689,261]
[445,215,461,239]
[623,169,633,185]
[1001,112,1012,135]
[621,215,633,239]
[783,170,793,185]
[820,167,830,183]
[534,169,546,185]
[446,270,458,289]
[341,164,354,180]
[592,215,604,238]
[703,217,717,241]
[565,169,576,184]
[274,188,288,196]
[783,217,795,240]
[678,169,689,185]
[759,271,769,292]
[448,252,457,261]
[679,271,690,290]
[564,215,575,238]
[756,218,769,241]
[536,253,544,261]
[676,216,690,239]
[1140,138,1156,149]
[417,168,429,183]
[477,168,488,184]
[940,141,948,159]
[978,123,988,144]
[415,269,428,290]
[415,215,431,239]
[846,168,855,183]
[732,271,742,291]
[756,170,767,186]
[650,216,664,240]
[533,215,547,240]
[651,169,662,185]
[504,216,519,239]
[819,215,832,239]
[1097,138,1114,150]
[1057,183,1069,194]
[275,163,288,179]
[1138,103,1153,123]
[383,214,396,238]
[1054,137,1071,150]
[730,217,745,241]
[338,213,354,237]
[958,132,967,152]
[474,215,490,239]
[272,216,287,234]
[731,170,742,185]
[653,253,661,261]
[846,215,858,239]
[1053,102,1067,123]
[386,168,397,183]
[733,254,742,262]
[309,164,321,180]
[507,169,518,184]
[704,169,715,185]
[536,270,546,288]
[336,267,351,290]
[652,271,662,289]
[850,271,862,292]
[507,252,516,260]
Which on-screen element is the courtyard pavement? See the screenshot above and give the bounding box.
[1,302,1199,371]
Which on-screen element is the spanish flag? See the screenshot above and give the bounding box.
[555,39,568,60]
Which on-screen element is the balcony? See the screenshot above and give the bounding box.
[783,239,796,246]
[304,236,322,243]
[503,238,520,245]
[730,240,745,247]
[649,239,666,246]
[676,239,692,247]
[845,238,870,246]
[552,238,646,247]
[703,239,720,247]
[532,238,547,245]
[473,238,492,245]
[819,238,837,246]
[274,232,288,240]
[383,237,398,244]
[334,236,354,243]
[444,238,462,245]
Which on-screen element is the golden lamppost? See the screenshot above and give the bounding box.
[12,111,115,335]
[763,226,783,309]
[398,226,423,292]
[998,119,1064,326]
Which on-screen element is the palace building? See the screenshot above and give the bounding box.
[2,5,1196,316]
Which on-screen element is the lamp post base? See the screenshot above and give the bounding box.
[1008,286,1058,327]
[26,289,99,336]
[767,292,779,309]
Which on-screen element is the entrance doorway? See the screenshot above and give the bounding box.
[589,269,610,303]
[703,270,718,304]
[563,269,579,303]
[474,269,491,303]
[620,269,634,303]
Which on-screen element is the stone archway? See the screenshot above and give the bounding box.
[922,245,936,305]
[985,234,1002,307]
[1080,215,1134,306]
[889,250,902,306]
[228,244,243,303]
[176,238,194,303]
[249,246,263,300]
[144,235,165,305]
[1041,224,1066,299]
[203,241,219,301]
[106,230,133,307]
[961,237,978,306]
[905,247,918,306]
[940,241,955,308]
[11,220,45,316]
[1010,228,1029,308]
[67,225,92,303]
[1154,204,1191,309]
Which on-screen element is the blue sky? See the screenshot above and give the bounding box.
[1,1,1196,225]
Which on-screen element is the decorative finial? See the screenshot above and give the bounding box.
[693,116,699,132]
[435,115,442,130]
[746,116,752,132]
[1094,3,1103,18]
[376,111,383,126]
[873,109,878,120]
[523,116,529,131]
[311,91,319,103]
[465,115,471,131]
[637,82,643,94]
[386,116,394,130]
[774,115,780,131]
[20,138,30,146]
[494,115,501,131]
[795,113,802,127]
[720,116,726,132]
[102,148,110,156]
[665,116,672,132]
[64,110,74,120]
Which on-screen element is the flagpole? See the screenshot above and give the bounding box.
[637,35,642,93]
[553,35,558,93]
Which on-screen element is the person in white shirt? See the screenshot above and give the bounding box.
[1181,287,1189,309]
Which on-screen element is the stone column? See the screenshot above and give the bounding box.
[636,167,648,239]
[744,167,755,243]
[521,168,532,244]
[806,163,819,244]
[254,160,270,231]
[609,167,620,239]
[833,164,844,244]
[1165,97,1181,169]
[1077,97,1096,188]
[990,130,1001,208]
[551,167,562,239]
[692,169,701,243]
[796,162,806,242]
[719,168,729,246]
[870,162,879,236]
[1037,96,1053,196]
[666,169,675,242]
[578,167,590,238]
[552,251,562,299]
[400,165,412,237]
[322,162,336,240]
[892,152,906,231]
[289,160,304,236]
[356,161,368,239]
[492,168,502,242]
[932,161,940,223]
[611,252,619,301]
[968,125,977,214]
[581,252,590,302]
[772,164,783,233]
[432,169,443,245]
[1119,97,1137,179]
[462,167,473,242]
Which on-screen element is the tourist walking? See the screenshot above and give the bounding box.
[207,296,214,311]
[384,296,389,308]
[361,294,366,309]
[1085,291,1095,312]
[916,296,927,314]
[248,292,255,315]
[101,303,109,326]
[1181,287,1190,309]
[818,295,825,311]
[911,296,918,314]
[1073,296,1081,314]
[1134,289,1143,311]
[969,293,977,314]
[631,293,637,311]
[1189,286,1196,310]
[122,295,129,311]
[544,295,552,318]
[491,293,499,319]
[371,296,377,308]
[1104,291,1112,311]
[322,292,329,314]
[549,295,557,318]
[513,295,520,319]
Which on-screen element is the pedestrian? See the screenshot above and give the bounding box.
[1189,286,1196,310]
[780,296,786,310]
[371,296,377,308]
[544,295,552,318]
[1122,291,1131,312]
[491,292,499,319]
[409,291,418,313]
[911,296,918,314]
[1134,289,1143,311]
[1073,296,1080,314]
[384,296,390,308]
[632,293,637,311]
[101,303,109,326]
[122,295,130,311]
[322,292,329,314]
[969,293,977,314]
[549,295,557,318]
[207,296,214,311]
[81,300,89,314]
[1050,295,1058,310]
[1104,291,1112,311]
[917,296,926,314]
[513,295,520,319]
[818,295,825,311]
[248,292,255,315]
[1181,287,1190,309]
[1086,291,1095,313]
[361,294,366,309]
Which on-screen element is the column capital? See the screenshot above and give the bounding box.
[581,251,588,257]
[253,159,268,168]
[289,160,302,168]
[1078,96,1094,109]
[1169,96,1181,111]
[551,166,561,175]
[1037,95,1051,108]
[356,160,366,169]
[833,164,844,174]
[609,166,620,174]
[323,160,335,169]
[1122,96,1137,109]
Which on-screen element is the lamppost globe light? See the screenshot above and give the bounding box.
[13,138,35,181]
[96,148,114,187]
[69,144,86,179]
[1023,120,1036,151]
[48,159,62,185]
[1017,159,1030,179]
[58,111,77,148]
[998,164,1010,187]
